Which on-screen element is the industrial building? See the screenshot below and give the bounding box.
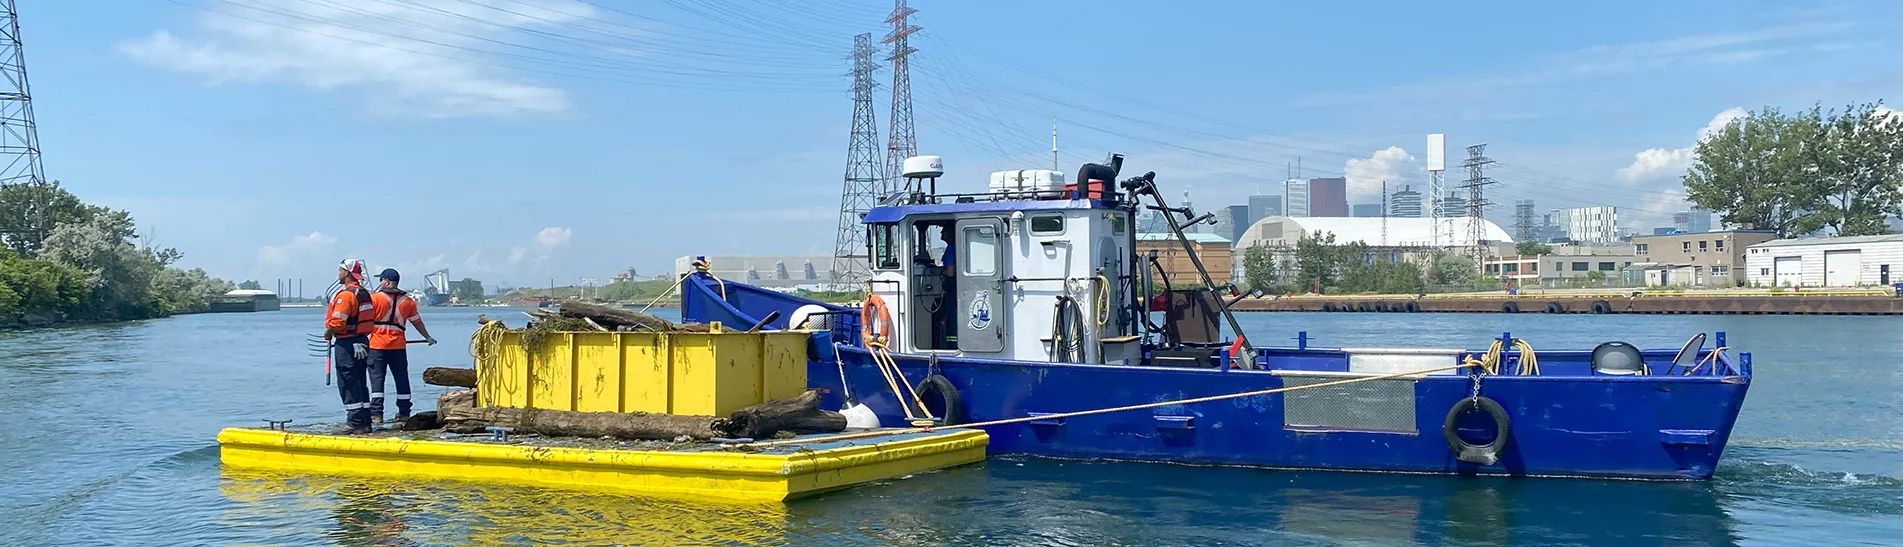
[674,256,842,290]
[1483,246,1641,285]
[1744,234,1903,288]
[1630,230,1778,287]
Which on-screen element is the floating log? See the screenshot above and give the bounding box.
[421,367,477,388]
[431,389,846,441]
[437,389,721,440]
[713,389,846,439]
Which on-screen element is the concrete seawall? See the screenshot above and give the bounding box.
[1230,293,1903,315]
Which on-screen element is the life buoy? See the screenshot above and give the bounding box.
[914,374,965,425]
[1443,396,1511,465]
[1590,300,1613,314]
[1500,301,1520,313]
[1544,302,1565,314]
[860,294,893,347]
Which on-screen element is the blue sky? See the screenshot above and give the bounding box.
[23,0,1900,288]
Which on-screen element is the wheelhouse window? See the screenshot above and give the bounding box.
[1030,214,1065,235]
[963,225,998,275]
[871,224,900,270]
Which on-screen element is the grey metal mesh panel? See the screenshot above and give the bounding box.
[1281,376,1418,434]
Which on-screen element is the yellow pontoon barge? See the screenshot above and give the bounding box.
[217,426,986,502]
[222,324,988,501]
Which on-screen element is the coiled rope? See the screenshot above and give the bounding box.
[732,362,1477,449]
[1467,338,1540,376]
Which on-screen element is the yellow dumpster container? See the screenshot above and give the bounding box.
[474,328,810,416]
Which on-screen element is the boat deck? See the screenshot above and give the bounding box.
[217,426,988,502]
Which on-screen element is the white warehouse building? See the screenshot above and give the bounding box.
[1743,234,1903,288]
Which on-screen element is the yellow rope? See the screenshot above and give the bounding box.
[733,362,1475,449]
[1684,346,1728,375]
[1093,274,1111,327]
[1464,338,1540,376]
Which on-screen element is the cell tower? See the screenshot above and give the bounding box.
[832,34,883,285]
[881,0,919,198]
[0,0,47,256]
[1458,143,1497,261]
[1425,134,1445,248]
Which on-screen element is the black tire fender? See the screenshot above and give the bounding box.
[1372,302,1389,312]
[1404,301,1420,313]
[914,374,966,426]
[1591,300,1613,314]
[1339,302,1354,312]
[1501,301,1520,313]
[1444,396,1511,465]
[1321,302,1337,312]
[1545,302,1565,314]
[1356,302,1371,312]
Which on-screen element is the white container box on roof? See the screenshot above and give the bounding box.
[989,169,1066,200]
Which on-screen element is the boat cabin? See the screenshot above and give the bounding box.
[860,155,1168,363]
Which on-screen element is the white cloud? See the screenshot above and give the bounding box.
[535,226,572,249]
[257,231,339,273]
[1874,105,1901,121]
[120,0,581,118]
[1343,146,1418,205]
[507,246,528,264]
[1617,107,1748,183]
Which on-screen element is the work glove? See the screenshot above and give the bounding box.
[352,343,369,359]
[425,337,438,346]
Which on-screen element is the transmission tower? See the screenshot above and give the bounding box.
[882,0,919,198]
[832,34,883,285]
[0,0,47,256]
[1458,143,1497,262]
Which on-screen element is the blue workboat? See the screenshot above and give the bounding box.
[682,154,1751,480]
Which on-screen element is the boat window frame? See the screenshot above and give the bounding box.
[962,224,1000,276]
[870,223,901,270]
[1029,214,1066,235]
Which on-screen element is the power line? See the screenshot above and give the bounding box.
[881,0,918,197]
[1459,143,1497,261]
[0,0,47,256]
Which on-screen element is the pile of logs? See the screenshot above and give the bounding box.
[417,366,846,441]
[519,301,711,333]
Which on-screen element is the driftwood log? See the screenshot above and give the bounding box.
[399,411,442,431]
[712,389,846,439]
[421,367,477,388]
[432,389,847,441]
[556,301,681,332]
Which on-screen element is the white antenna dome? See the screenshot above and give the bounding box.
[902,155,943,179]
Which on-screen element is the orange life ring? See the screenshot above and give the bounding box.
[861,294,893,347]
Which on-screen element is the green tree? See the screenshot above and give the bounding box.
[1241,244,1278,293]
[1791,102,1903,236]
[1293,231,1338,293]
[451,278,485,302]
[0,181,127,257]
[1427,252,1478,286]
[1514,241,1553,256]
[239,280,262,290]
[1684,107,1815,237]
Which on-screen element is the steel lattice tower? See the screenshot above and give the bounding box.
[832,34,883,285]
[882,0,918,197]
[1458,143,1497,262]
[0,0,46,255]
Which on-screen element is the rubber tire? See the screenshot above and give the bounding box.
[1591,300,1612,314]
[1339,302,1354,312]
[1501,301,1520,313]
[1321,303,1336,312]
[1545,302,1565,314]
[1371,302,1389,312]
[1404,301,1420,313]
[1356,302,1371,312]
[1443,396,1511,466]
[914,374,966,426]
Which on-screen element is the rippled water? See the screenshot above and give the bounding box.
[1,308,1896,545]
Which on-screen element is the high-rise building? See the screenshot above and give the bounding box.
[1389,185,1423,218]
[1512,200,1537,242]
[1351,204,1383,217]
[1673,208,1713,234]
[1248,194,1281,223]
[1550,206,1620,244]
[1435,193,1467,218]
[1307,177,1348,217]
[1220,204,1251,241]
[1282,179,1310,217]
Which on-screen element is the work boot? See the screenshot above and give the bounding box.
[370,415,383,425]
[329,424,371,436]
[393,410,411,423]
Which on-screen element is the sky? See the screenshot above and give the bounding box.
[20,0,1901,289]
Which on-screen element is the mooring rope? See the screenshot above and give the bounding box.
[1683,346,1729,375]
[730,362,1476,449]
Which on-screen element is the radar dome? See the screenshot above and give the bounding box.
[902,155,943,179]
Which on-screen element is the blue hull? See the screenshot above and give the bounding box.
[683,275,1751,480]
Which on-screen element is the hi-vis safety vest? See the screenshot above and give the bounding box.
[328,284,375,338]
[369,291,421,350]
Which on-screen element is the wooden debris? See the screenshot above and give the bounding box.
[421,367,477,388]
[556,301,682,332]
[713,389,846,439]
[399,411,442,431]
[430,388,847,441]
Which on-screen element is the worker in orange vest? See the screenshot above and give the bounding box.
[324,258,377,434]
[368,268,436,423]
